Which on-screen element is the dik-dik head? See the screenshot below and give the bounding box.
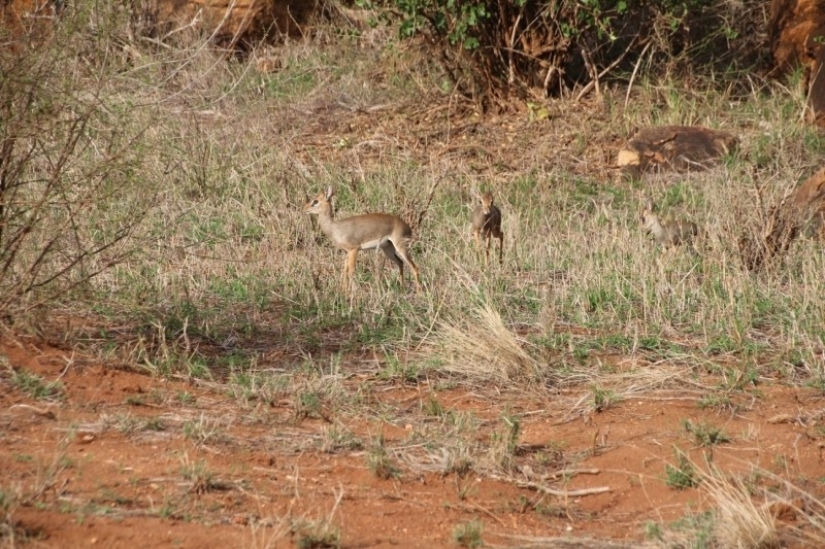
[304,186,335,216]
[475,189,495,215]
[639,199,660,232]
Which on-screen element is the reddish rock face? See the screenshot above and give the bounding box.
[769,0,825,125]
[172,0,317,47]
[0,0,59,34]
[1,0,318,47]
[769,0,825,74]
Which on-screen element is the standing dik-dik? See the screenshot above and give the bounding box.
[304,186,421,293]
[640,199,699,250]
[471,189,504,265]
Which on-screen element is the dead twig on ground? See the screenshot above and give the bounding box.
[489,473,610,497]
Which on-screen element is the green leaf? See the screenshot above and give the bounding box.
[463,36,480,50]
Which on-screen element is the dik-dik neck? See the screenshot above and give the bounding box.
[645,217,669,243]
[315,204,337,236]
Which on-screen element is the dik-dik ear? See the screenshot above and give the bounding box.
[325,186,335,200]
[639,197,652,220]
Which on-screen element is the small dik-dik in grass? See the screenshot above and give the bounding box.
[471,189,504,265]
[304,186,421,293]
[640,199,699,250]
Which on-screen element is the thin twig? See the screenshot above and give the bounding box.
[625,39,652,109]
[545,468,601,479]
[490,473,610,497]
[520,482,610,497]
[576,36,638,102]
[414,173,445,232]
[507,11,523,85]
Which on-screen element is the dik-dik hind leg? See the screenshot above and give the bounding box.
[380,240,405,287]
[390,240,421,293]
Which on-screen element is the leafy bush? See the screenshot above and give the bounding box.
[358,0,766,107]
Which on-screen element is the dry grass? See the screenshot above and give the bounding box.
[4,0,824,409]
[5,0,824,401]
[427,302,541,383]
[702,467,779,549]
[650,459,825,548]
[743,471,825,548]
[4,4,825,547]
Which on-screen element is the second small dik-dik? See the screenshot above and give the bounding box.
[304,186,421,293]
[640,199,699,250]
[471,189,504,265]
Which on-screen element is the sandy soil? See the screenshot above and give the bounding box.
[3,332,825,548]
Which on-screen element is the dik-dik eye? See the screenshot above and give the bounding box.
[311,200,319,206]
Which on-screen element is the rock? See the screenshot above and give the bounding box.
[185,0,317,47]
[616,126,738,174]
[768,0,825,74]
[768,0,825,125]
[1,0,320,48]
[808,45,825,126]
[793,166,825,236]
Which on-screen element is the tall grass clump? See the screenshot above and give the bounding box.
[655,458,825,547]
[428,301,541,383]
[701,467,779,549]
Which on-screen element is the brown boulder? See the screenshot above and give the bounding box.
[1,0,319,48]
[180,0,317,47]
[793,166,825,235]
[616,126,738,174]
[769,0,825,74]
[769,0,825,125]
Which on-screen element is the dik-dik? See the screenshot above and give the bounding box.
[640,199,699,250]
[304,186,421,293]
[471,189,504,265]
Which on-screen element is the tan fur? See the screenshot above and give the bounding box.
[304,186,421,292]
[471,190,504,265]
[809,209,825,239]
[640,199,699,249]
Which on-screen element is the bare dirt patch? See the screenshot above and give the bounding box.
[3,334,825,548]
